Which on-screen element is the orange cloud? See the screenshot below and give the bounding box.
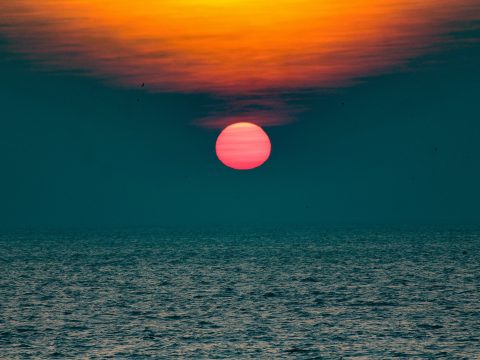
[1,0,478,126]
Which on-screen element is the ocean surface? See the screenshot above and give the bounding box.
[0,228,479,358]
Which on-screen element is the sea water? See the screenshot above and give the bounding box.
[1,228,479,358]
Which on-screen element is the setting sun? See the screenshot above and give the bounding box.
[216,123,271,170]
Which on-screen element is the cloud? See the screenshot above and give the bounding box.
[1,0,479,127]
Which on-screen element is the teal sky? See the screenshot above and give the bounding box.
[0,24,479,229]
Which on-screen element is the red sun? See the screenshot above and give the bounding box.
[216,122,272,170]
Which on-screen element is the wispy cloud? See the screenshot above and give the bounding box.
[1,0,479,127]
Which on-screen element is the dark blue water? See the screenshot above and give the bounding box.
[1,228,479,358]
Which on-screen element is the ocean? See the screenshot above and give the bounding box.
[1,228,479,358]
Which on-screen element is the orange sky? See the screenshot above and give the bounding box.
[1,0,478,125]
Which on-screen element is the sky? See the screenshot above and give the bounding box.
[0,1,479,229]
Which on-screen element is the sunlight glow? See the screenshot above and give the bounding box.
[1,0,478,126]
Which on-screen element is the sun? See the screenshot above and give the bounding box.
[215,122,271,170]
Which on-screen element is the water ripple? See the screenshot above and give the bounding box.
[0,228,479,358]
